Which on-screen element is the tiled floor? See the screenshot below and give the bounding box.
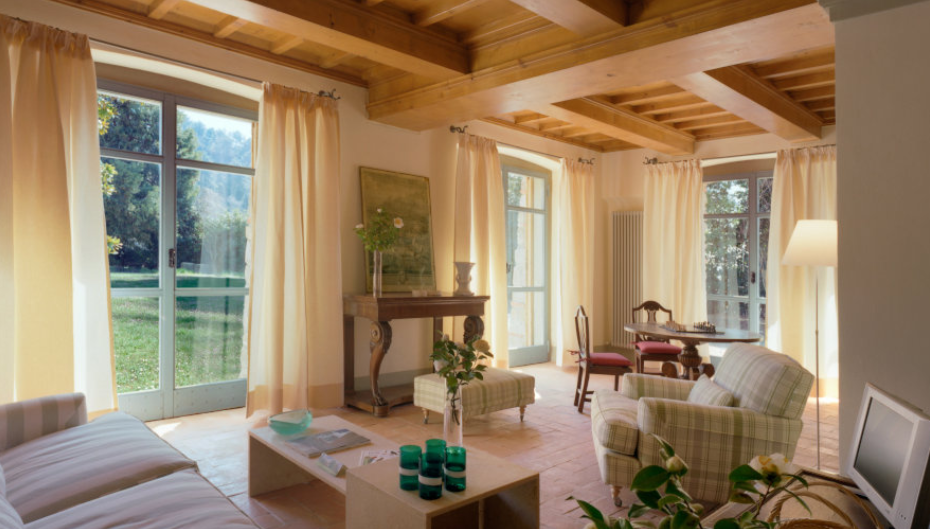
[148,362,840,529]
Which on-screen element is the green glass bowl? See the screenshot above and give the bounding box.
[268,409,313,435]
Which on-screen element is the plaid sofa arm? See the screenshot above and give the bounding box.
[636,397,804,503]
[620,374,694,401]
[0,393,87,452]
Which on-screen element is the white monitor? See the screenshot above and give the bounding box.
[847,384,930,529]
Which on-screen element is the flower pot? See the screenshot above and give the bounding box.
[453,262,475,296]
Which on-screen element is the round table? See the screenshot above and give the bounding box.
[623,322,763,380]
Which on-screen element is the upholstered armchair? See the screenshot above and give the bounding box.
[590,343,814,506]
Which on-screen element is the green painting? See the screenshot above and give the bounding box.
[359,167,436,292]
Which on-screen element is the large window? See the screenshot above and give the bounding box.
[704,171,772,345]
[503,162,550,367]
[99,80,255,420]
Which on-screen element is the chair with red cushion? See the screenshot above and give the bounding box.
[632,301,683,376]
[572,306,632,413]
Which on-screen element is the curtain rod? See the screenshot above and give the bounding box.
[90,38,340,100]
[643,144,837,165]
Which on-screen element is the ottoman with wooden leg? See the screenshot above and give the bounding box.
[414,368,535,423]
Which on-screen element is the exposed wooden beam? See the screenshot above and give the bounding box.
[270,35,303,55]
[48,0,366,87]
[368,1,834,130]
[481,117,606,152]
[213,16,248,38]
[508,0,626,35]
[633,96,711,116]
[610,84,687,106]
[148,0,182,20]
[319,51,355,69]
[365,0,386,5]
[542,98,695,155]
[772,70,835,91]
[183,0,468,79]
[752,47,834,79]
[414,0,491,27]
[654,105,730,124]
[693,122,764,140]
[789,86,835,103]
[676,114,746,131]
[675,65,823,141]
[461,12,547,46]
[512,112,548,125]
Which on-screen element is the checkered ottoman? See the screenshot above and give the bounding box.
[413,368,535,423]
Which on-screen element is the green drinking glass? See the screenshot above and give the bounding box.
[399,445,421,491]
[419,450,444,500]
[444,446,466,492]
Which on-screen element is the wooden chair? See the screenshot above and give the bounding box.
[631,301,683,376]
[573,306,632,413]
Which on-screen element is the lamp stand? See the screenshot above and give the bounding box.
[814,274,821,471]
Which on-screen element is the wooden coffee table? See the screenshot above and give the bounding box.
[345,449,539,529]
[248,414,398,496]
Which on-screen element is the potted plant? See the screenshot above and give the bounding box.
[429,335,493,446]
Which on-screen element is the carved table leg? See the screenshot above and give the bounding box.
[369,320,393,417]
[463,315,485,343]
[678,340,703,381]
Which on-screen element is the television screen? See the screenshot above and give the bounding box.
[853,398,912,505]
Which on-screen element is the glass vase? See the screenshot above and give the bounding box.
[443,387,464,448]
[372,250,382,298]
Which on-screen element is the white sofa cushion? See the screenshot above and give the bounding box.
[25,469,255,529]
[686,375,734,407]
[0,493,23,529]
[0,412,196,523]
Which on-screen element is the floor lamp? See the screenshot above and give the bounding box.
[782,219,837,470]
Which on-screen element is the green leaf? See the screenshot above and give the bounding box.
[654,436,675,458]
[658,516,671,529]
[728,465,764,482]
[572,499,607,525]
[657,496,682,510]
[784,473,809,488]
[670,510,699,529]
[636,490,662,509]
[632,466,671,492]
[733,482,761,494]
[783,489,812,515]
[628,503,652,518]
[713,520,740,529]
[618,519,635,529]
[728,492,755,504]
[664,480,693,502]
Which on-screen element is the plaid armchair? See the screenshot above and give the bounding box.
[590,343,814,505]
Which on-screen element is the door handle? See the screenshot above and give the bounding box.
[168,248,176,269]
[751,271,756,284]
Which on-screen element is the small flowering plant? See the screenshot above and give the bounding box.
[355,208,404,252]
[571,437,810,529]
[430,335,493,424]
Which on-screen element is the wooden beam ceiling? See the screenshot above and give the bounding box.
[674,65,823,141]
[367,1,834,130]
[507,0,626,35]
[414,0,492,27]
[213,16,248,38]
[182,0,468,79]
[542,98,695,155]
[147,0,182,20]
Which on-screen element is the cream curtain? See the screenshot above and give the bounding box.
[245,83,343,416]
[551,159,595,366]
[453,134,508,367]
[0,16,116,414]
[642,160,707,326]
[766,146,837,385]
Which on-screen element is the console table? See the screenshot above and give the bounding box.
[343,294,489,417]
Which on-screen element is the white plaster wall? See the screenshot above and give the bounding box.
[833,0,930,468]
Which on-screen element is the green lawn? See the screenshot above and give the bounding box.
[112,286,245,394]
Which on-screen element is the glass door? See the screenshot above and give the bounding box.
[502,164,549,366]
[99,81,255,421]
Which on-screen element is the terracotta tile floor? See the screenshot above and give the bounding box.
[148,362,840,529]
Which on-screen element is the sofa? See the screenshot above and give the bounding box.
[0,393,257,528]
[590,343,814,505]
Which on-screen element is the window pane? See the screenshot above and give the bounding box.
[705,179,748,214]
[759,303,767,347]
[507,291,545,349]
[98,93,161,155]
[505,172,545,209]
[175,296,245,388]
[176,168,250,288]
[705,218,749,297]
[103,157,161,288]
[707,299,749,331]
[177,106,253,168]
[759,217,770,299]
[113,297,160,393]
[506,211,545,288]
[758,176,773,213]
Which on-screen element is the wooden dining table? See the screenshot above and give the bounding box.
[623,322,763,380]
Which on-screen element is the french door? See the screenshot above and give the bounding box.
[703,171,772,347]
[502,163,550,367]
[99,80,256,421]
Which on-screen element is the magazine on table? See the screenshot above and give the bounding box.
[358,448,399,466]
[285,428,371,458]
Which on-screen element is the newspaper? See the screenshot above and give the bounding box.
[285,428,370,458]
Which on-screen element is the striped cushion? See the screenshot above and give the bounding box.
[1,412,196,523]
[637,397,804,503]
[686,375,733,407]
[414,368,535,418]
[590,390,639,456]
[0,394,87,453]
[714,343,814,419]
[620,373,694,401]
[0,493,23,529]
[27,469,256,529]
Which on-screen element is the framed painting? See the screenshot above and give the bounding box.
[359,167,436,293]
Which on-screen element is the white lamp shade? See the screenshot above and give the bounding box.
[782,219,837,267]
